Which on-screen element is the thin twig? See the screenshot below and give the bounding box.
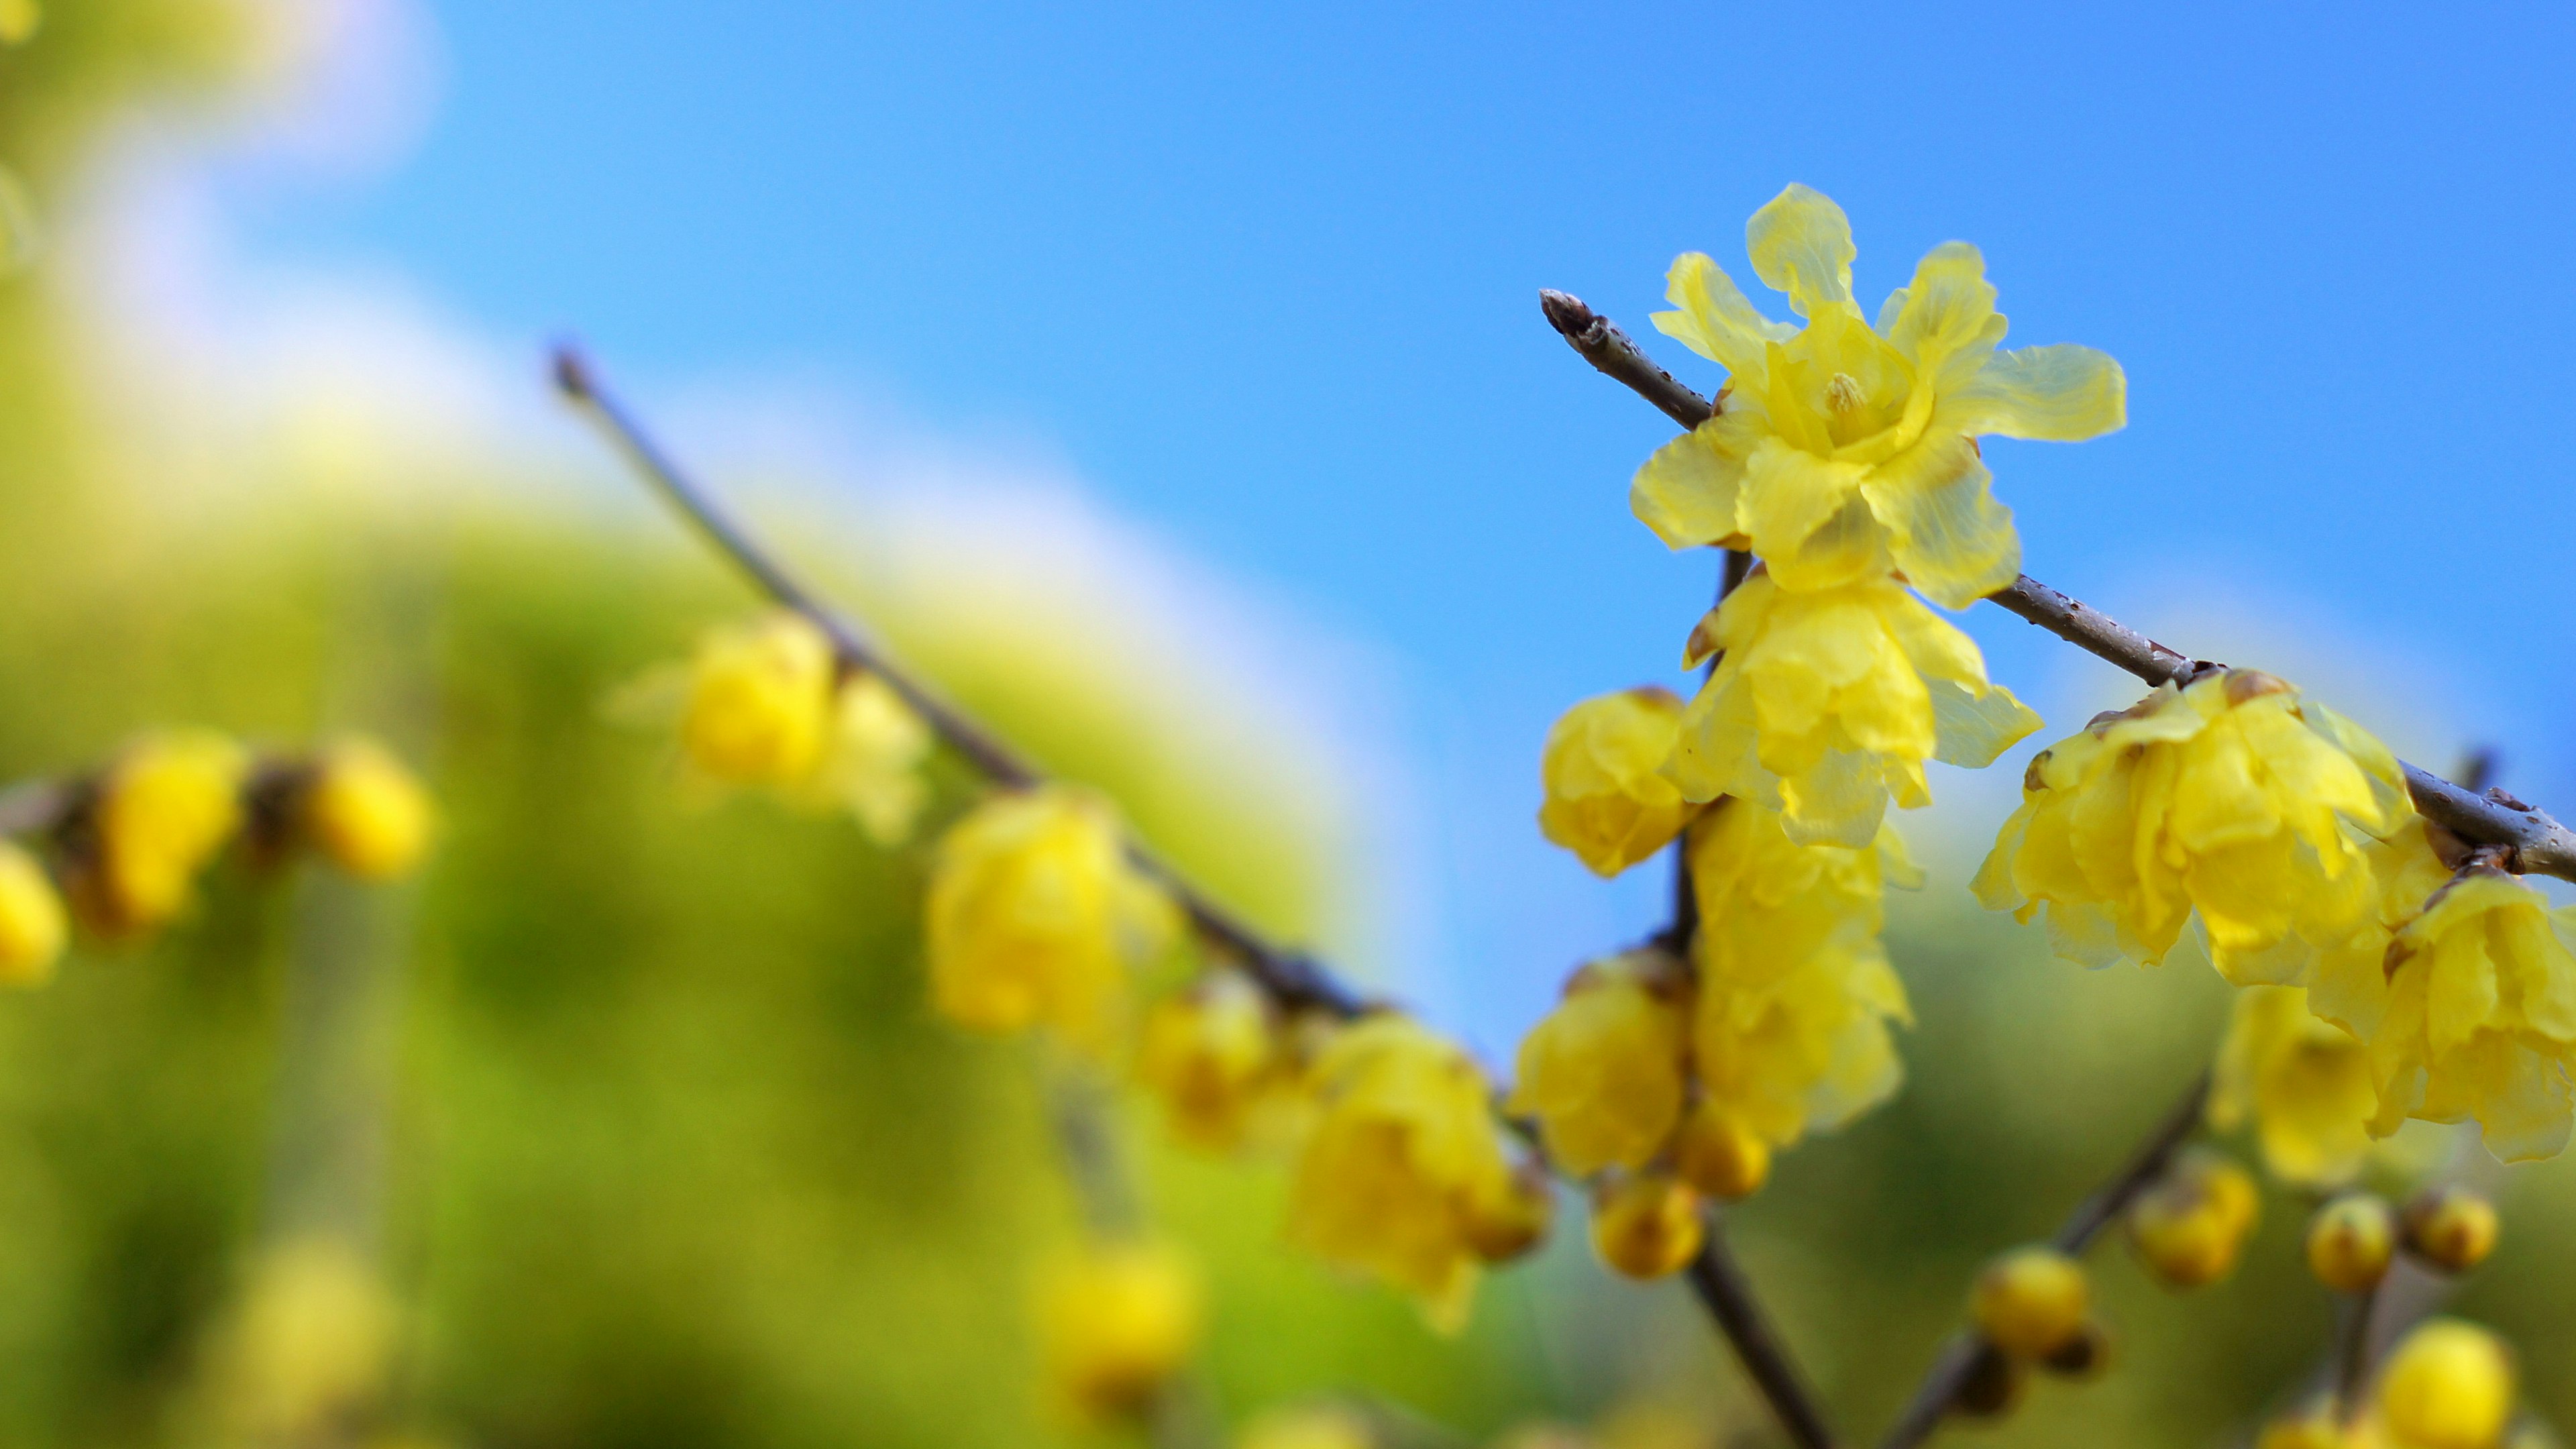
[553,346,1366,1018]
[1537,290,2576,884]
[1873,1071,2212,1449]
[2334,1282,2381,1418]
[1688,1209,1841,1449]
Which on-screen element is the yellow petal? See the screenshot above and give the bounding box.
[1948,343,2127,441]
[1739,442,1885,593]
[1927,678,2041,769]
[1860,434,2021,610]
[1651,252,1792,378]
[1629,419,1754,551]
[1879,241,2003,393]
[1746,184,1856,319]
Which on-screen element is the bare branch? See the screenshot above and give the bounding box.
[1538,291,2576,884]
[1687,1210,1841,1449]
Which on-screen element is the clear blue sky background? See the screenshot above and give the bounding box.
[229,0,2576,1047]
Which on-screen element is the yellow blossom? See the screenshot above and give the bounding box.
[1685,800,1915,1148]
[1035,1239,1201,1421]
[0,841,64,985]
[1287,1014,1535,1329]
[1506,951,1688,1177]
[303,738,435,881]
[1672,1099,1771,1201]
[924,786,1174,1044]
[2212,985,2379,1187]
[1971,1246,2088,1360]
[1539,688,1695,875]
[1974,670,2404,981]
[1136,969,1285,1150]
[1238,1405,1376,1449]
[679,612,839,786]
[1589,1172,1703,1279]
[1633,184,2125,610]
[1668,571,2038,847]
[2378,1320,2515,1449]
[822,670,933,844]
[78,730,246,934]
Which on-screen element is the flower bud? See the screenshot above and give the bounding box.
[2403,1186,2500,1275]
[2306,1193,2397,1294]
[1463,1162,1556,1265]
[1953,1348,2025,1419]
[2039,1321,2113,1381]
[1589,1173,1703,1280]
[2377,1320,2515,1449]
[303,739,435,881]
[1035,1240,1201,1421]
[1136,970,1281,1151]
[1538,689,1693,877]
[1506,952,1687,1177]
[77,731,246,934]
[1970,1246,2088,1360]
[1672,1102,1771,1202]
[0,842,65,986]
[2127,1151,2259,1289]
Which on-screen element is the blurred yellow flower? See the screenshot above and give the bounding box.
[2377,1320,2515,1449]
[211,1237,396,1444]
[680,612,838,786]
[304,737,435,881]
[2211,985,2378,1188]
[1507,950,1688,1177]
[1034,1238,1201,1422]
[1668,571,2037,847]
[1634,184,2124,610]
[1685,800,1914,1150]
[2127,1148,2259,1289]
[1136,969,1285,1150]
[1538,688,1694,876]
[1970,1245,2088,1360]
[0,0,38,46]
[78,729,246,934]
[0,841,64,985]
[824,670,933,845]
[1237,1404,1376,1449]
[924,786,1174,1045]
[2305,1193,2396,1295]
[1588,1171,1703,1279]
[1974,670,2403,982]
[1287,1014,1538,1329]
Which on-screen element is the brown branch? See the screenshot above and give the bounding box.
[1872,1071,2211,1449]
[1688,1209,1841,1449]
[1538,290,2576,885]
[553,345,1366,1019]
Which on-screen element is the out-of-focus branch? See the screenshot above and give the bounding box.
[1537,290,2576,884]
[1688,1210,1841,1449]
[0,777,68,837]
[553,346,1366,1019]
[1873,1071,2211,1449]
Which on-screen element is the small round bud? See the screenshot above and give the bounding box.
[1970,1246,2089,1360]
[2378,1319,2516,1449]
[2038,1320,2113,1381]
[1673,1104,1770,1202]
[2253,1402,2345,1449]
[1589,1173,1703,1280]
[0,843,66,987]
[2404,1186,2500,1275]
[2128,1152,2259,1289]
[1034,1240,1201,1421]
[2306,1193,2397,1294]
[1953,1348,2025,1419]
[1464,1163,1556,1264]
[304,739,435,881]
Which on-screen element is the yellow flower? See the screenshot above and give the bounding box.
[1634,184,2125,610]
[1539,688,1695,875]
[2211,985,2378,1188]
[1287,1014,1537,1329]
[1974,670,2403,981]
[1672,1101,1771,1201]
[214,1237,396,1442]
[1136,969,1285,1151]
[924,786,1174,1044]
[1668,571,2039,847]
[1589,1172,1704,1280]
[0,842,64,985]
[823,670,933,845]
[303,739,435,881]
[2377,1320,2515,1449]
[1685,800,1915,1148]
[2316,857,2576,1163]
[1034,1239,1201,1421]
[1506,951,1688,1177]
[1237,1405,1376,1449]
[679,612,839,786]
[1970,1245,2089,1360]
[79,730,246,934]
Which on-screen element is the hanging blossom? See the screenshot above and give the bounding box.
[1287,1014,1550,1330]
[1974,669,2403,983]
[1632,184,2126,610]
[1507,949,1690,1177]
[2311,820,2576,1163]
[1134,968,1292,1152]
[2210,984,2379,1189]
[1668,569,2039,847]
[70,729,247,934]
[1684,798,1918,1152]
[1537,688,1697,877]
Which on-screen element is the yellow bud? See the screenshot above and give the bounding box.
[2306,1193,2396,1294]
[1238,1405,1375,1449]
[1589,1173,1703,1280]
[679,613,837,786]
[2403,1187,2500,1275]
[1036,1240,1200,1421]
[1137,971,1281,1151]
[1970,1246,2089,1360]
[1463,1163,1556,1265]
[1672,1102,1770,1202]
[1538,689,1693,877]
[0,842,64,985]
[81,731,246,934]
[2128,1152,2259,1289]
[2378,1320,2515,1449]
[303,740,434,881]
[2255,1402,2348,1449]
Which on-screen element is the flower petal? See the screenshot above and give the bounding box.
[1746,184,1856,319]
[1881,241,2003,392]
[1629,413,1760,551]
[1860,435,2022,610]
[1927,677,2041,769]
[1741,443,1888,594]
[1652,252,1792,378]
[1948,343,2127,441]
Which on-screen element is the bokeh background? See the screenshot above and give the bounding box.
[4,3,2574,1446]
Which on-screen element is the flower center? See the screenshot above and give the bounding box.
[1823,373,1867,415]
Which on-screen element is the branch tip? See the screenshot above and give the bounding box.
[550,342,597,402]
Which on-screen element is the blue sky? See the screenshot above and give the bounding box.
[223,0,2576,1045]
